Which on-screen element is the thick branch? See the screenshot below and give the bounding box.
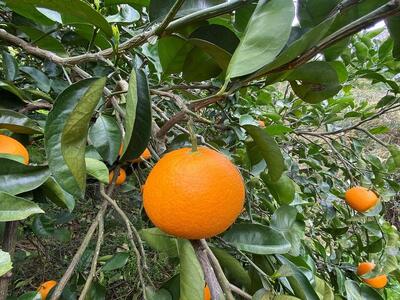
[0,221,18,300]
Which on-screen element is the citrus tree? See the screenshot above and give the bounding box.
[0,0,399,299]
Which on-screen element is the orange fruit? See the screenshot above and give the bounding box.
[0,134,29,164]
[109,168,126,186]
[143,147,245,239]
[131,148,152,163]
[357,262,388,288]
[204,285,211,300]
[345,186,378,212]
[37,280,57,300]
[257,120,265,128]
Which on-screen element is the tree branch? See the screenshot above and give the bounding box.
[155,0,186,36]
[0,221,18,300]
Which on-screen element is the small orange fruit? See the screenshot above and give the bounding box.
[0,134,29,164]
[109,168,126,186]
[37,280,57,300]
[257,120,265,128]
[345,186,378,212]
[204,285,211,300]
[143,147,245,239]
[357,262,388,288]
[131,148,151,163]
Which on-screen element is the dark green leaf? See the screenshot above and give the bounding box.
[121,69,151,162]
[6,0,113,37]
[158,35,193,74]
[45,78,106,198]
[297,0,339,28]
[0,80,27,109]
[41,177,75,212]
[227,0,294,79]
[87,281,106,300]
[0,191,44,221]
[0,158,50,195]
[243,125,284,181]
[264,124,293,136]
[17,292,41,300]
[177,239,204,300]
[385,16,400,59]
[388,144,400,169]
[105,0,149,6]
[106,4,140,23]
[139,228,178,257]
[20,66,51,93]
[2,51,18,81]
[89,114,121,165]
[102,252,129,271]
[0,109,43,134]
[223,223,291,255]
[183,47,222,81]
[287,61,341,103]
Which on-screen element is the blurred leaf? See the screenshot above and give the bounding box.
[345,280,384,300]
[158,35,193,74]
[17,292,41,300]
[315,277,334,300]
[223,223,290,255]
[388,144,400,169]
[105,0,149,6]
[45,77,106,198]
[41,177,75,212]
[87,281,106,300]
[0,80,27,109]
[375,95,397,109]
[0,109,43,134]
[0,158,50,195]
[243,125,284,182]
[120,69,151,162]
[20,66,51,93]
[102,252,129,271]
[183,47,222,81]
[106,4,140,23]
[264,124,293,136]
[0,191,43,221]
[368,126,389,135]
[85,158,109,184]
[139,227,178,257]
[386,16,400,59]
[297,0,338,28]
[145,287,172,300]
[2,51,18,81]
[261,173,295,205]
[0,250,12,277]
[177,239,204,300]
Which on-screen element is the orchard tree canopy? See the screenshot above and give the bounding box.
[0,0,400,299]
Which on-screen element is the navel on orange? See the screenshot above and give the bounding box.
[37,280,57,300]
[0,134,29,164]
[357,262,387,288]
[344,186,378,212]
[109,168,126,186]
[143,147,245,239]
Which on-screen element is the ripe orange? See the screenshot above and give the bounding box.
[109,168,126,186]
[131,148,152,163]
[257,120,265,128]
[345,186,378,212]
[204,285,211,300]
[143,147,245,239]
[357,262,388,288]
[0,134,29,164]
[37,280,57,300]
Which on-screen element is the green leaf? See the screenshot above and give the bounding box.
[15,25,68,56]
[85,158,109,184]
[243,125,284,182]
[388,144,400,169]
[0,250,12,277]
[227,0,294,79]
[287,61,341,103]
[89,114,121,165]
[315,277,334,300]
[145,287,172,300]
[0,109,43,134]
[102,252,129,271]
[261,173,295,205]
[139,228,178,257]
[120,69,151,162]
[210,247,251,289]
[354,41,369,62]
[0,158,50,195]
[345,280,384,300]
[106,4,140,23]
[264,124,293,136]
[105,0,149,6]
[0,80,27,109]
[385,16,400,59]
[45,78,106,198]
[18,292,41,300]
[0,191,44,221]
[20,66,51,93]
[41,177,75,212]
[2,51,18,81]
[158,35,193,74]
[86,281,106,300]
[6,0,113,37]
[183,47,222,82]
[270,206,304,256]
[297,0,339,28]
[375,95,397,109]
[177,239,204,300]
[223,223,291,255]
[369,126,389,135]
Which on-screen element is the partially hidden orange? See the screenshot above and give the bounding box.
[131,148,151,163]
[0,134,29,164]
[345,186,378,212]
[257,120,265,128]
[143,147,245,239]
[109,168,126,186]
[357,262,388,289]
[37,280,57,300]
[204,285,211,300]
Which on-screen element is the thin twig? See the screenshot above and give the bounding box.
[230,283,252,300]
[154,0,186,36]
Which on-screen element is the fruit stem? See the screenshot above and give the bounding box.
[188,117,198,152]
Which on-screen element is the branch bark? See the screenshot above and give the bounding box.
[0,221,18,300]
